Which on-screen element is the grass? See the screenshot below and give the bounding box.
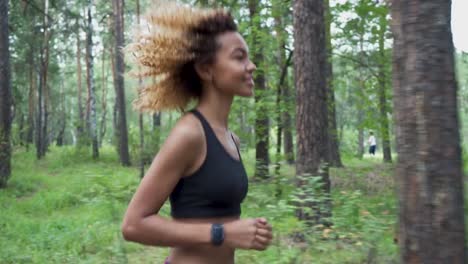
[2,146,463,263]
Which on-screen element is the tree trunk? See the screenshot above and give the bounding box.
[26,47,36,149]
[99,47,108,146]
[283,82,294,165]
[325,0,342,167]
[137,0,144,178]
[86,0,99,158]
[18,112,25,146]
[37,0,50,159]
[391,0,466,263]
[356,35,365,159]
[109,47,119,149]
[275,86,282,175]
[248,0,270,180]
[36,65,43,158]
[76,19,85,146]
[273,1,284,175]
[377,13,392,163]
[56,77,66,146]
[112,0,131,166]
[293,0,331,225]
[0,0,12,188]
[357,113,364,158]
[152,112,161,152]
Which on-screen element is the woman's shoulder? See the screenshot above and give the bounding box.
[152,112,205,178]
[165,112,205,148]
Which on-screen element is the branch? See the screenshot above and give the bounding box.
[333,52,380,79]
[279,50,293,87]
[21,0,54,22]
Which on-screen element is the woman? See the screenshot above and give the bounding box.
[122,2,273,264]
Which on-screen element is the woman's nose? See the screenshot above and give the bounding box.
[246,60,256,72]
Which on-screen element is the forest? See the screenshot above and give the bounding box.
[0,0,467,263]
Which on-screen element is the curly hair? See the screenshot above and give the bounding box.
[125,1,238,112]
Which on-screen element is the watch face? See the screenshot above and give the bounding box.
[211,224,224,246]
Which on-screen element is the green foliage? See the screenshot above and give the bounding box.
[0,147,138,263]
[0,147,404,263]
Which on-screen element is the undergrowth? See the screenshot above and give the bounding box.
[0,147,408,263]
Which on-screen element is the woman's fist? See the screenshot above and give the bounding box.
[223,218,273,250]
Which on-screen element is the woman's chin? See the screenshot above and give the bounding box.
[237,90,254,97]
[236,86,254,97]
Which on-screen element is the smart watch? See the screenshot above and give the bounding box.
[211,223,224,246]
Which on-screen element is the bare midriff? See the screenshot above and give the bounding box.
[167,215,240,264]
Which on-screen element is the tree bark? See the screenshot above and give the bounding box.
[112,0,131,166]
[377,13,392,163]
[76,19,85,146]
[152,112,161,153]
[293,0,331,225]
[99,47,108,146]
[109,46,119,149]
[391,0,466,263]
[26,46,36,148]
[283,80,294,165]
[248,0,270,180]
[0,0,12,188]
[56,77,66,146]
[36,0,51,159]
[86,0,99,159]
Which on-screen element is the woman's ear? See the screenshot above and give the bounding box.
[194,62,212,82]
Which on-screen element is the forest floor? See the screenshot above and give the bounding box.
[1,146,466,264]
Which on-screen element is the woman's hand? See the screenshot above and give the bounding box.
[224,218,273,250]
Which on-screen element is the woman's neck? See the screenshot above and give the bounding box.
[196,90,233,131]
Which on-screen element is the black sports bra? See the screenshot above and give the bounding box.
[169,109,249,218]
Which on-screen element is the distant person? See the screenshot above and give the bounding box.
[121,2,272,264]
[368,132,377,155]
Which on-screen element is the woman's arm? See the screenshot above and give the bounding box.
[122,115,212,247]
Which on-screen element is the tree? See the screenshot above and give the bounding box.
[56,76,66,146]
[248,0,270,180]
[36,0,52,159]
[0,0,12,188]
[26,42,36,149]
[325,0,342,167]
[293,0,331,225]
[86,0,99,158]
[112,0,131,166]
[391,0,466,262]
[136,0,144,178]
[356,27,366,159]
[272,1,294,176]
[376,6,392,163]
[76,18,86,146]
[99,47,108,146]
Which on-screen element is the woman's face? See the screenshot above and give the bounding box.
[208,32,256,97]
